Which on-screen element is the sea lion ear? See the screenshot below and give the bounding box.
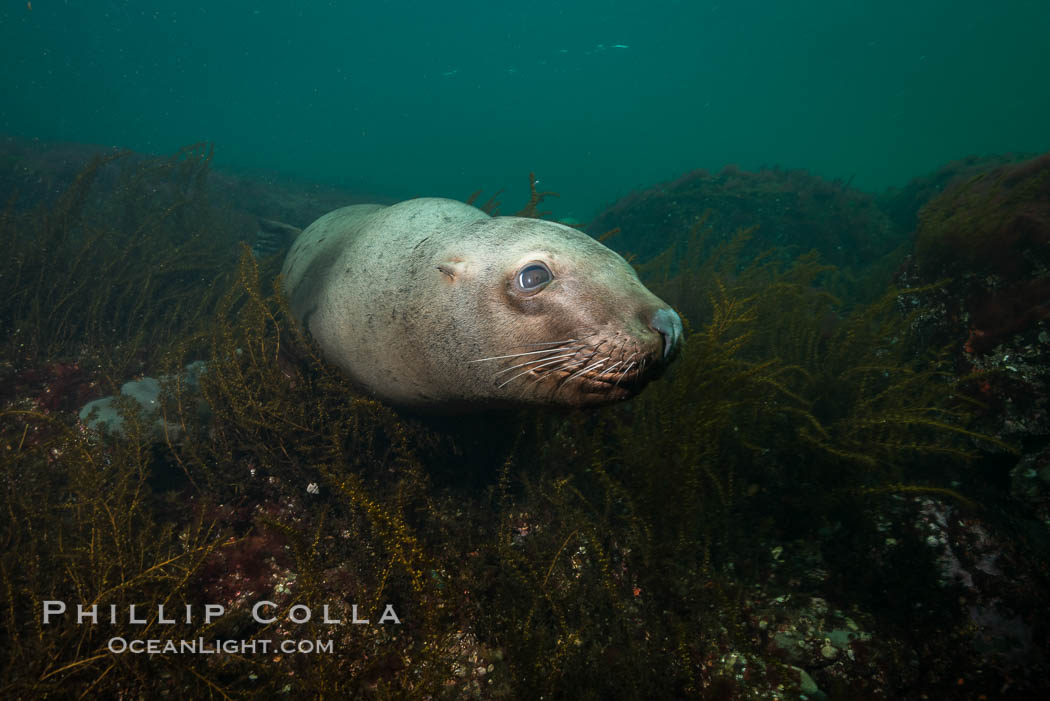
[436,259,468,281]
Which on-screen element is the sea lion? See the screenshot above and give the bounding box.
[280,197,682,411]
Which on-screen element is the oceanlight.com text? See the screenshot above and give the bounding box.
[107,637,334,655]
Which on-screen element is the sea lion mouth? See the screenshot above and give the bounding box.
[549,364,649,397]
[470,332,670,406]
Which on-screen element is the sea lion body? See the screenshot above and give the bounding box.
[280,198,682,411]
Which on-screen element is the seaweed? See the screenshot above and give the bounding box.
[0,151,1031,698]
[913,153,1050,354]
[514,173,559,219]
[0,406,228,697]
[0,143,237,381]
[465,172,558,219]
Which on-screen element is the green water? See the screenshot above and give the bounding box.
[2,0,1048,217]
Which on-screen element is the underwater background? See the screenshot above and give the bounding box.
[2,1,1050,699]
[3,0,1049,217]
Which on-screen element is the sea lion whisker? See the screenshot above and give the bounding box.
[614,360,638,388]
[493,353,577,376]
[517,339,578,347]
[608,339,629,368]
[564,359,607,384]
[614,355,637,385]
[596,361,624,378]
[469,347,574,363]
[539,357,583,373]
[522,356,589,396]
[538,358,590,387]
[497,354,584,389]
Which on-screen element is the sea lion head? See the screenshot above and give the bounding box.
[424,215,683,409]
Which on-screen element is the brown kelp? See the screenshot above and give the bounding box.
[0,405,229,696]
[912,152,1050,355]
[0,149,1039,699]
[0,143,238,382]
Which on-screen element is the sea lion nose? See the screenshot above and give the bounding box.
[648,307,683,361]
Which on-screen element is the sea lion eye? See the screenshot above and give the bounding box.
[516,262,552,292]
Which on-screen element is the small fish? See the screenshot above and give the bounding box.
[611,44,629,49]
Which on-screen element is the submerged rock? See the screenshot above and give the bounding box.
[78,360,207,440]
[588,165,900,271]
